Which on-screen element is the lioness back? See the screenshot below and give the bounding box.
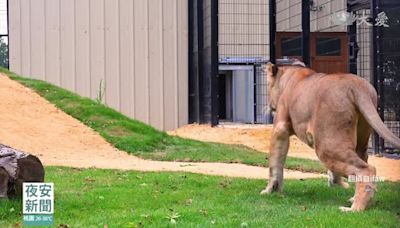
[287,73,376,145]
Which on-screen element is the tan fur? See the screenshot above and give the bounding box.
[260,63,400,212]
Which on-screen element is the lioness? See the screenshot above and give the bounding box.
[260,63,400,212]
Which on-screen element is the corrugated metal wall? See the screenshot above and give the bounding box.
[8,0,188,131]
[277,0,347,32]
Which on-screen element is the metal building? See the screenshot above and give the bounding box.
[8,0,188,131]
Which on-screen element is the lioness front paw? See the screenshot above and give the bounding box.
[328,178,350,189]
[340,182,351,189]
[260,188,272,195]
[339,206,354,212]
[328,181,350,189]
[260,180,282,195]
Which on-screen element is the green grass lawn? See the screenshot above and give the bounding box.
[0,68,325,173]
[1,167,399,227]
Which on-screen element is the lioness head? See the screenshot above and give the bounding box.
[266,63,282,111]
[265,61,307,111]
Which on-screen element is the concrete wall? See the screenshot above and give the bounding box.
[277,0,347,32]
[218,0,346,59]
[219,0,269,58]
[8,0,188,131]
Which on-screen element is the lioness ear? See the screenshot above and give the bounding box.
[267,63,279,77]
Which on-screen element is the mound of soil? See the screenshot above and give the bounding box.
[0,74,323,180]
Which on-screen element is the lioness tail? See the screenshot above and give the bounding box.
[355,86,400,149]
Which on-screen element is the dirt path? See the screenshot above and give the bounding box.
[168,124,400,181]
[0,74,324,180]
[168,123,314,159]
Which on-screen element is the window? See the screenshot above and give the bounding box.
[316,37,341,56]
[281,36,302,57]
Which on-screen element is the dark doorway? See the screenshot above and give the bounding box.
[218,74,227,120]
[218,72,233,121]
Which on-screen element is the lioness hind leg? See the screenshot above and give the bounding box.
[320,152,376,212]
[356,115,372,163]
[327,125,370,193]
[345,116,373,203]
[340,164,376,212]
[327,170,350,189]
[261,121,290,195]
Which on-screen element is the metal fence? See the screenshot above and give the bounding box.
[348,0,400,153]
[356,9,372,83]
[348,8,374,151]
[189,0,399,152]
[348,1,400,153]
[377,1,400,152]
[255,64,270,123]
[218,0,269,59]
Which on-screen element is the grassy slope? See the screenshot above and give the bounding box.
[1,167,399,227]
[1,68,325,173]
